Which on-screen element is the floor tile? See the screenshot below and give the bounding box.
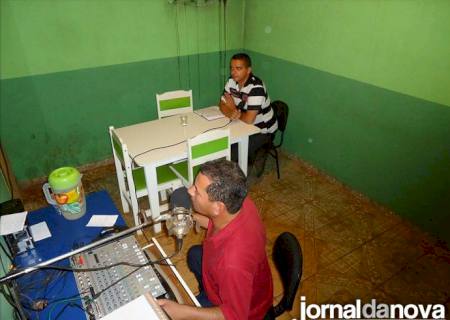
[18,154,449,318]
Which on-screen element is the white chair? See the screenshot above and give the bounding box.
[156,89,193,119]
[169,129,231,188]
[109,126,182,227]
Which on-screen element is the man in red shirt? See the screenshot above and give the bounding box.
[158,159,273,319]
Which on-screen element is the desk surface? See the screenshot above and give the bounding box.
[14,191,125,320]
[114,111,260,167]
[13,191,188,320]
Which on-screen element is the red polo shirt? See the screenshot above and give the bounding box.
[202,197,273,319]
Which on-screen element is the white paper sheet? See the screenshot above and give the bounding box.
[195,106,225,120]
[0,211,27,235]
[86,215,118,227]
[29,221,52,241]
[102,295,167,320]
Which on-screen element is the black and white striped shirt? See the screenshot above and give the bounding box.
[224,74,278,134]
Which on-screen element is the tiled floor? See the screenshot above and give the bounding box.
[20,153,450,319]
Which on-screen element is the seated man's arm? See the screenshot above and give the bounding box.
[219,84,235,118]
[159,266,256,320]
[221,94,258,122]
[239,109,258,124]
[158,299,224,320]
[219,93,239,119]
[238,86,265,124]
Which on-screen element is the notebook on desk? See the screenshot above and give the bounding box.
[195,106,225,121]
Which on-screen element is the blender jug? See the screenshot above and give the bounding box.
[42,167,86,220]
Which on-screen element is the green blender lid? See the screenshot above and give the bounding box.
[48,167,81,190]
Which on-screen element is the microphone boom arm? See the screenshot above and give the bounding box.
[0,220,154,284]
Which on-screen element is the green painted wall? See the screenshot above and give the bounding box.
[1,53,236,181]
[243,1,450,242]
[1,0,244,79]
[0,0,244,181]
[0,2,243,315]
[250,52,450,242]
[1,0,449,243]
[244,0,450,107]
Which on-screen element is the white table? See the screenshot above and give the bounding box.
[114,111,260,232]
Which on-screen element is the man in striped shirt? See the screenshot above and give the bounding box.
[219,53,278,163]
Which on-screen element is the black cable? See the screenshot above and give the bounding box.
[17,299,37,312]
[43,270,65,293]
[13,309,20,320]
[201,119,232,134]
[218,0,223,91]
[12,248,184,319]
[53,302,84,320]
[68,302,85,312]
[141,228,152,246]
[52,302,71,320]
[0,283,21,317]
[6,234,182,310]
[0,283,14,305]
[48,289,90,306]
[45,270,69,298]
[131,139,186,163]
[223,0,227,85]
[131,119,232,162]
[39,259,152,272]
[175,2,182,88]
[196,5,201,103]
[184,4,191,91]
[83,242,182,310]
[22,270,62,291]
[45,239,183,314]
[91,263,140,300]
[18,269,65,294]
[35,241,181,273]
[10,270,66,319]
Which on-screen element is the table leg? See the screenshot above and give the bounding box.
[144,164,162,233]
[238,136,249,176]
[112,150,130,214]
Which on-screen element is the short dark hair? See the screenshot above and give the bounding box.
[199,159,248,214]
[231,53,252,67]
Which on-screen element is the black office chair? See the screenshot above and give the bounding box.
[264,232,303,319]
[257,100,289,179]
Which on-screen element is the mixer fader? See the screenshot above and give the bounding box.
[71,235,170,319]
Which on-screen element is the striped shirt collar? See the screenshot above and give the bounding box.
[232,73,255,89]
[243,73,255,87]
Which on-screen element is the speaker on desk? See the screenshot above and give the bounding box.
[0,198,24,214]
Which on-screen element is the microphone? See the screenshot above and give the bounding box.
[154,207,193,251]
